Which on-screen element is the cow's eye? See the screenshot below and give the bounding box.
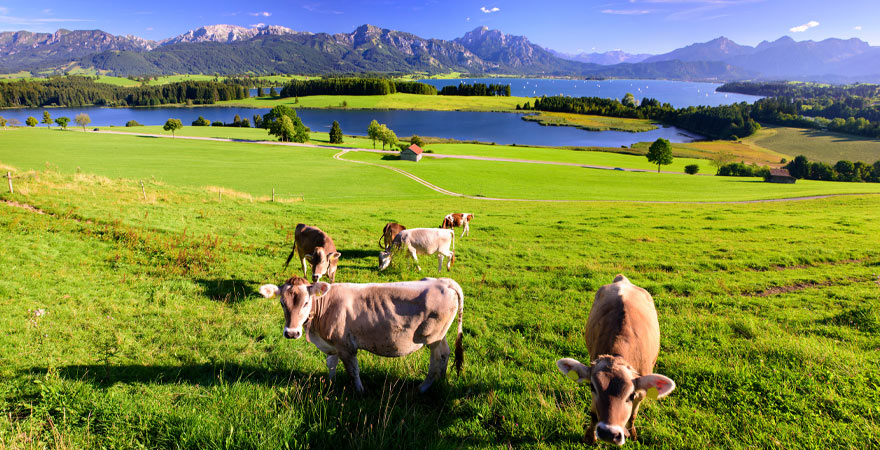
[627,392,635,402]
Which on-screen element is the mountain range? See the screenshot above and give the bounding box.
[1,24,877,82]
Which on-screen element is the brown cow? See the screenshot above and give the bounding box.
[440,213,473,237]
[259,276,464,393]
[284,224,341,283]
[556,275,675,446]
[378,222,406,250]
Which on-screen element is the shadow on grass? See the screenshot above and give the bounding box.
[195,278,259,303]
[380,154,400,161]
[135,135,160,139]
[35,362,309,388]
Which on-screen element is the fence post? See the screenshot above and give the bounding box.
[140,181,147,201]
[6,172,11,194]
[272,188,275,202]
[218,188,222,202]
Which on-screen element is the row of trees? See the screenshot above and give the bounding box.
[192,115,251,128]
[3,111,92,130]
[0,76,249,108]
[279,78,437,97]
[783,155,880,182]
[439,83,511,96]
[522,95,759,140]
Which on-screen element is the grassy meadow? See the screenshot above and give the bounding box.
[521,112,658,133]
[1,127,880,449]
[218,93,528,112]
[746,126,880,164]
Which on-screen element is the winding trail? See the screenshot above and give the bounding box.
[87,129,879,204]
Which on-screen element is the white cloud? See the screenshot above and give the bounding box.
[249,11,271,17]
[854,25,862,31]
[41,9,52,14]
[602,9,652,14]
[480,6,500,13]
[0,15,91,26]
[250,23,266,28]
[789,20,819,33]
[145,27,154,31]
[466,17,470,21]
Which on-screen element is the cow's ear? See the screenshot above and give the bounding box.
[309,282,332,297]
[635,374,676,399]
[330,252,341,260]
[557,358,591,385]
[259,284,280,299]
[304,254,314,263]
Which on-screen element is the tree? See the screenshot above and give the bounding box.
[257,87,264,97]
[684,164,700,175]
[709,152,736,174]
[240,118,251,128]
[26,116,38,127]
[74,113,91,131]
[379,125,397,150]
[269,87,278,96]
[126,120,143,127]
[367,120,381,148]
[784,155,810,179]
[42,111,52,129]
[0,117,7,129]
[233,114,242,127]
[54,117,70,130]
[263,105,309,143]
[329,120,343,144]
[253,114,263,128]
[269,115,296,142]
[163,118,183,137]
[834,160,857,182]
[621,93,637,108]
[192,116,211,126]
[646,138,673,173]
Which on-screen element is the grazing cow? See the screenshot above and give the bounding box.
[556,275,675,446]
[259,276,464,393]
[378,222,406,250]
[378,228,454,273]
[284,224,341,283]
[440,213,473,237]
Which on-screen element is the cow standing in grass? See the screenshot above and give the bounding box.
[378,228,454,273]
[259,276,464,393]
[284,224,341,283]
[378,222,406,250]
[440,213,473,237]
[557,275,676,446]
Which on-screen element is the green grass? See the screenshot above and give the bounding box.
[521,112,658,133]
[4,128,880,203]
[746,126,880,164]
[218,93,529,112]
[0,153,878,449]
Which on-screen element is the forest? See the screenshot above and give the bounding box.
[520,96,759,140]
[719,81,880,138]
[279,78,436,97]
[438,83,511,96]
[0,76,249,107]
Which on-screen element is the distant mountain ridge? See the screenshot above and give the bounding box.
[1,24,875,82]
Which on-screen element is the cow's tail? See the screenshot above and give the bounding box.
[451,281,464,375]
[378,224,389,249]
[283,241,297,269]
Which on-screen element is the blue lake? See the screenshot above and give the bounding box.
[0,107,702,147]
[418,78,761,108]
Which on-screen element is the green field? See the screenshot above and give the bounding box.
[219,93,529,112]
[1,129,880,449]
[746,126,880,164]
[522,112,658,133]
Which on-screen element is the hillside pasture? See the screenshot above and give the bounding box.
[746,125,880,164]
[0,155,878,449]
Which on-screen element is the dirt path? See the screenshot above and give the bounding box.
[82,129,879,204]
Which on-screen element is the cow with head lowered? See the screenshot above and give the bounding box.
[259,276,464,393]
[556,275,675,446]
[378,222,406,250]
[284,224,340,283]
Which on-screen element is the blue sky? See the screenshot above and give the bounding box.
[0,1,876,54]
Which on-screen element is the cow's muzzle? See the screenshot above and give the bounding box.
[283,327,302,339]
[596,423,626,446]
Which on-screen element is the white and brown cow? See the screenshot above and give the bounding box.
[440,213,473,237]
[259,276,464,393]
[378,228,454,273]
[557,275,675,446]
[284,224,341,283]
[378,222,406,250]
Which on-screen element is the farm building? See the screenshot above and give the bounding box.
[766,168,796,184]
[400,144,423,162]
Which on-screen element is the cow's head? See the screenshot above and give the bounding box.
[378,250,392,271]
[260,276,331,339]
[557,355,675,446]
[305,248,341,283]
